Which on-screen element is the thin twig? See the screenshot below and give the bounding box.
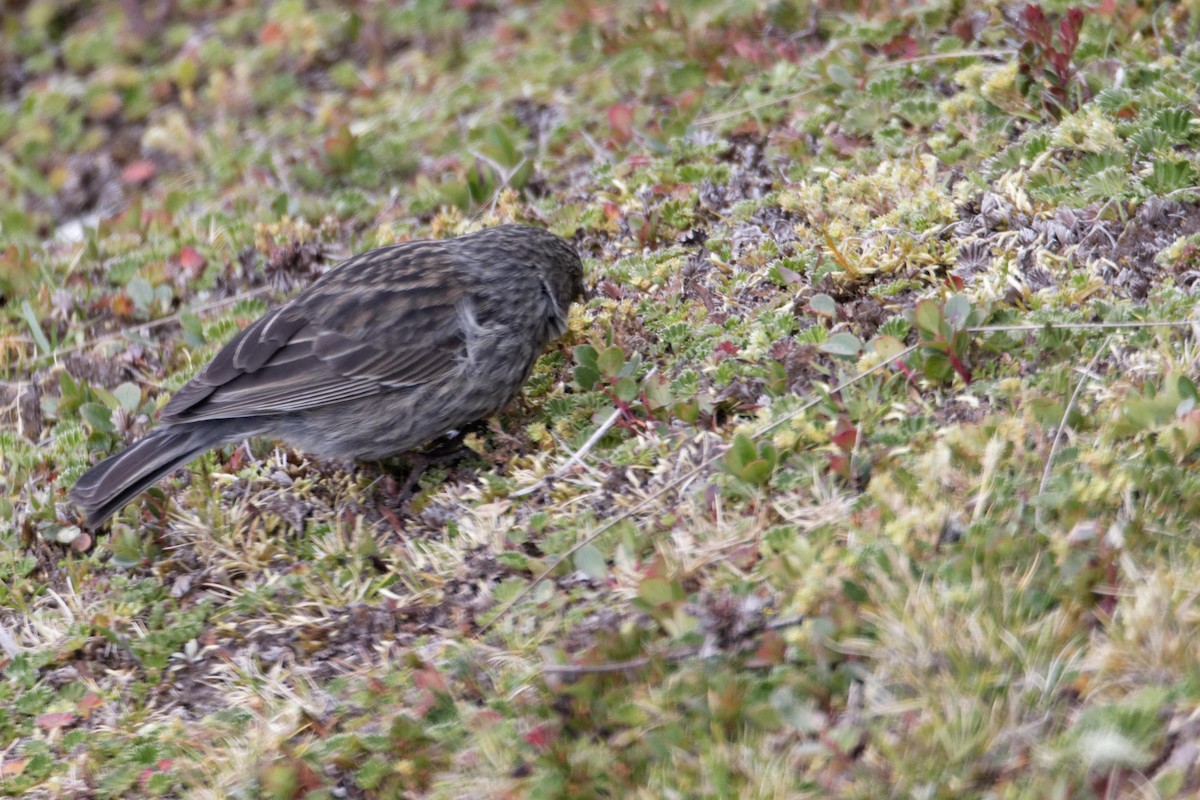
[544,656,653,676]
[970,319,1196,333]
[510,409,620,499]
[511,367,658,499]
[1036,336,1111,528]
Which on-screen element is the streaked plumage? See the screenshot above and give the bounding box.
[70,224,585,527]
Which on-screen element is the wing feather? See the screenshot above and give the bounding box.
[160,246,469,424]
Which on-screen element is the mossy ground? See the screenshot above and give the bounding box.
[4,1,1200,797]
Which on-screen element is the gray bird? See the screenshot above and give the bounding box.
[70,224,585,528]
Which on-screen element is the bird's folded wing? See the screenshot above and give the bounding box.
[160,283,466,423]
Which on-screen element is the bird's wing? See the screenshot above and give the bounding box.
[160,246,468,423]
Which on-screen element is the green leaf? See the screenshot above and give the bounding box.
[574,544,608,580]
[615,376,638,403]
[872,334,906,361]
[674,400,700,423]
[495,551,529,571]
[638,577,677,607]
[79,402,114,434]
[91,384,119,410]
[819,332,862,358]
[921,352,954,383]
[112,383,142,411]
[727,433,756,472]
[597,345,625,377]
[180,311,205,348]
[809,293,837,318]
[828,64,857,89]
[1176,375,1199,403]
[741,459,774,486]
[944,294,971,330]
[759,443,779,470]
[842,579,869,604]
[573,344,598,369]
[913,299,941,336]
[618,351,642,378]
[643,374,672,408]
[574,365,601,390]
[126,276,154,312]
[21,300,51,356]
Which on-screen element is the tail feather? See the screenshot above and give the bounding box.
[70,427,223,528]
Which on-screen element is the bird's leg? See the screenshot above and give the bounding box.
[389,424,486,504]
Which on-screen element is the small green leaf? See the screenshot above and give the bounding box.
[91,384,119,410]
[79,402,114,434]
[574,544,608,580]
[615,376,638,403]
[21,300,51,355]
[1177,375,1199,403]
[759,443,779,470]
[113,383,142,411]
[573,344,598,369]
[638,577,677,607]
[496,551,530,571]
[574,365,601,390]
[872,334,906,361]
[913,299,941,336]
[643,374,672,408]
[944,294,971,330]
[809,294,837,318]
[819,332,862,358]
[921,352,954,383]
[728,433,756,472]
[842,579,869,603]
[741,459,774,485]
[126,276,154,312]
[828,64,857,89]
[674,400,700,423]
[180,311,205,348]
[597,345,625,377]
[618,351,642,378]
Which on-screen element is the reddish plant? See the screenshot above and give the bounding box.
[1016,4,1087,121]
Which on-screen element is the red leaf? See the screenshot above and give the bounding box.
[76,693,103,719]
[36,711,76,730]
[178,246,207,279]
[523,724,556,750]
[259,21,286,47]
[121,159,157,185]
[108,291,135,320]
[882,34,920,60]
[608,103,634,144]
[414,665,448,694]
[828,452,850,479]
[831,417,857,453]
[746,630,785,667]
[716,341,740,357]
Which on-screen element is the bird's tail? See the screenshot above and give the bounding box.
[70,426,227,528]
